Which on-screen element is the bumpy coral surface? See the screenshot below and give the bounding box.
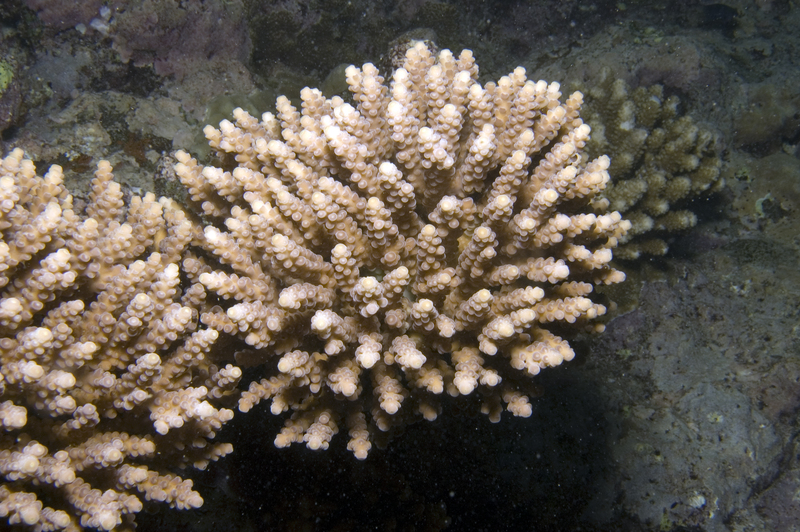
[176,44,630,459]
[578,69,723,259]
[0,149,236,531]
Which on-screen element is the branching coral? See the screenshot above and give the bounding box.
[175,44,630,459]
[0,149,236,531]
[1,44,632,530]
[577,69,723,258]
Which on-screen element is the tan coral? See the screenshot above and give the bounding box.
[0,149,237,531]
[176,44,629,459]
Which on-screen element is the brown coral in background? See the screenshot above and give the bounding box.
[577,69,723,259]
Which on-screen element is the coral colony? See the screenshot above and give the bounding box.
[0,45,629,530]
